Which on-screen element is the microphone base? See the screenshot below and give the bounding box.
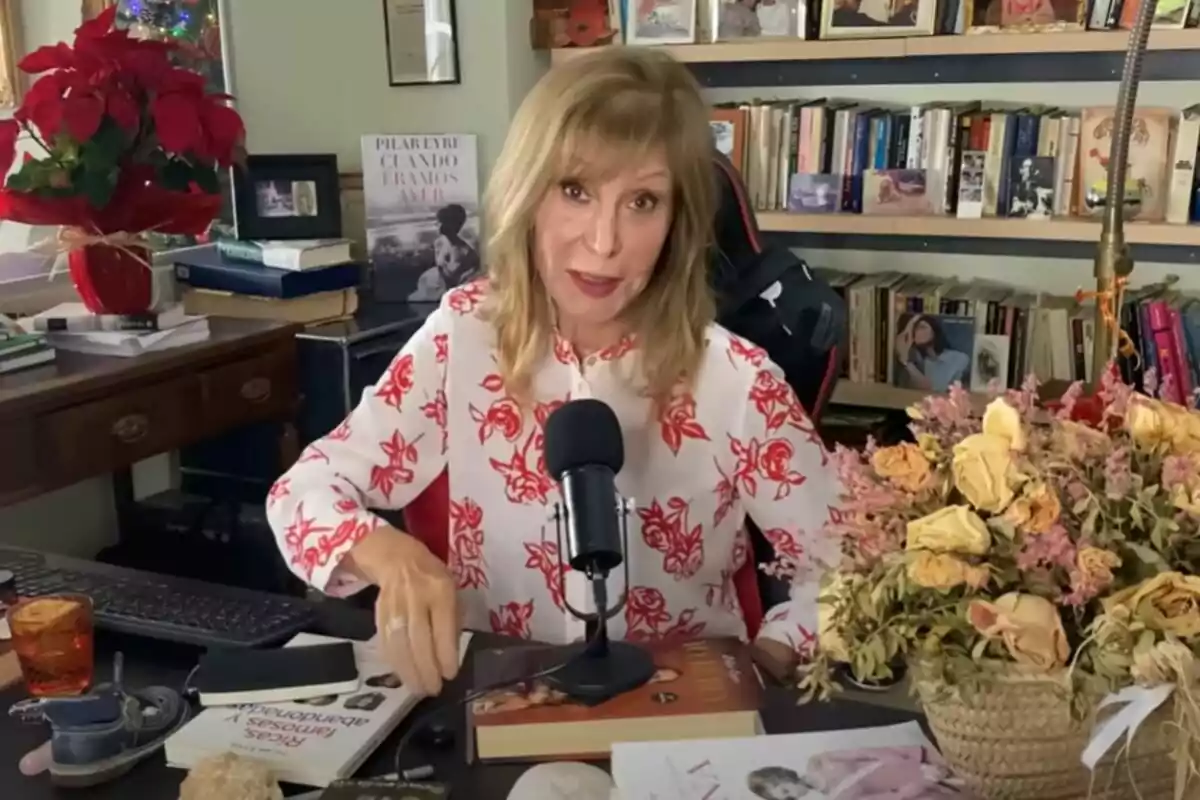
[546,640,656,706]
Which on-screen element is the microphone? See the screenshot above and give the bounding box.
[542,399,656,704]
[543,398,625,579]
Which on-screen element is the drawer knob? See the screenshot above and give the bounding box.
[241,377,272,403]
[111,413,149,444]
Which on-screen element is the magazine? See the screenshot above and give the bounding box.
[165,631,473,788]
[611,721,964,799]
[361,133,480,304]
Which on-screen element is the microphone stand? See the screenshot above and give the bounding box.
[547,498,657,704]
[1090,0,1158,383]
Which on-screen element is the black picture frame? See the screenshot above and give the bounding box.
[382,0,461,87]
[232,154,343,241]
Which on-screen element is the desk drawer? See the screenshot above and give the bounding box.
[41,376,200,480]
[199,345,295,431]
[0,420,35,494]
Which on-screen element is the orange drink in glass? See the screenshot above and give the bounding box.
[7,595,94,696]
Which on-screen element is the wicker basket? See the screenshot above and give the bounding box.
[914,665,1188,800]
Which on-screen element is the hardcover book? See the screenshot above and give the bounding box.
[467,637,763,763]
[165,632,473,788]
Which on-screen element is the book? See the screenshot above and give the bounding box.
[0,342,54,375]
[467,638,763,763]
[44,317,210,358]
[165,632,473,788]
[26,302,188,334]
[318,779,450,799]
[361,134,481,304]
[181,287,358,325]
[611,721,964,800]
[173,246,362,299]
[192,641,360,707]
[217,238,354,272]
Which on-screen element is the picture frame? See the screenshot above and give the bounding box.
[232,155,343,241]
[966,0,1086,32]
[382,0,461,87]
[819,0,937,39]
[625,0,697,45]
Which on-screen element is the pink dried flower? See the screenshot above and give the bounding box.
[1162,454,1196,491]
[1143,366,1159,399]
[1016,523,1077,574]
[1055,381,1085,421]
[1103,446,1133,500]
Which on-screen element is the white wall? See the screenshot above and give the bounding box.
[0,0,548,556]
[705,79,1200,295]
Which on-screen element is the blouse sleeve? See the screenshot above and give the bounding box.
[266,305,451,596]
[734,360,842,657]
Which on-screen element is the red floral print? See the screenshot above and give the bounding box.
[421,389,449,454]
[524,539,567,611]
[367,431,422,502]
[375,353,415,409]
[266,478,290,508]
[327,419,352,442]
[470,396,523,444]
[298,444,329,465]
[447,280,486,315]
[489,434,554,505]
[761,526,804,563]
[448,497,488,590]
[624,586,705,642]
[725,434,808,501]
[659,390,710,456]
[637,497,704,580]
[552,332,576,366]
[596,334,635,363]
[490,600,535,639]
[726,336,766,369]
[748,370,793,433]
[433,333,449,364]
[330,484,361,514]
[711,458,738,528]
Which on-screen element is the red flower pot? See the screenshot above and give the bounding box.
[67,243,153,316]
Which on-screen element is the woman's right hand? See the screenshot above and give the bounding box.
[347,526,460,697]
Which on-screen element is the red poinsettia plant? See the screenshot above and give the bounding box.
[0,6,243,237]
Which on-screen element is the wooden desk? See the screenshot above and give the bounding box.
[0,318,301,520]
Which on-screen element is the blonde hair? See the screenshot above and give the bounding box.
[483,47,718,406]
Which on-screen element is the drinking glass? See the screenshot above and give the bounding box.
[7,595,94,696]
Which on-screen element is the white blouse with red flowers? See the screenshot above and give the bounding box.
[266,281,840,655]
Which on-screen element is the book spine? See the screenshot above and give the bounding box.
[32,314,161,333]
[217,240,266,264]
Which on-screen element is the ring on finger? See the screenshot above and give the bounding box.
[385,616,409,636]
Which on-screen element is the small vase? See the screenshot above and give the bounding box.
[67,242,153,316]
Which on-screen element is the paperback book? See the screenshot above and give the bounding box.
[165,632,473,788]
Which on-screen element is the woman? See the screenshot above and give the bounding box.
[894,314,970,392]
[408,203,480,302]
[266,48,839,697]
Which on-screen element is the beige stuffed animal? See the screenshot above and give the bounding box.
[178,753,283,800]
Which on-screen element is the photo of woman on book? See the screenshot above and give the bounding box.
[747,765,814,799]
[893,313,972,393]
[408,203,481,303]
[472,667,682,716]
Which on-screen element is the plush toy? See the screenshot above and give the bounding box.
[178,753,283,800]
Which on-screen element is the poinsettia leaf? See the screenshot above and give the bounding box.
[78,165,117,209]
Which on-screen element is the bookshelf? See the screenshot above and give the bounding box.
[756,213,1200,245]
[550,29,1200,65]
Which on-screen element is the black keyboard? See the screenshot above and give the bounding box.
[0,547,317,649]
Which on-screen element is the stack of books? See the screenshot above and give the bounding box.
[0,327,54,374]
[173,239,360,326]
[24,303,210,358]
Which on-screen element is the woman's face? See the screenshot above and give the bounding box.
[914,319,934,346]
[533,150,673,329]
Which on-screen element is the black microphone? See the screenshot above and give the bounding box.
[543,398,625,579]
[542,399,655,704]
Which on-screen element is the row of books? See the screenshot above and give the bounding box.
[1116,283,1200,405]
[816,268,1098,393]
[0,327,53,375]
[716,101,1196,224]
[173,239,360,325]
[562,0,1200,49]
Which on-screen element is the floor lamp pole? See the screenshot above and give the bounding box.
[1092,0,1159,383]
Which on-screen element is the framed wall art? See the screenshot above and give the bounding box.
[966,0,1085,31]
[819,0,937,38]
[232,155,343,241]
[383,0,460,86]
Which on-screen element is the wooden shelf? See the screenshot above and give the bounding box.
[550,29,1200,65]
[756,212,1200,246]
[831,381,988,410]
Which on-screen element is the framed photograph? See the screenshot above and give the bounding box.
[383,0,460,86]
[966,0,1085,31]
[232,155,343,241]
[819,0,936,38]
[626,0,697,45]
[712,0,803,41]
